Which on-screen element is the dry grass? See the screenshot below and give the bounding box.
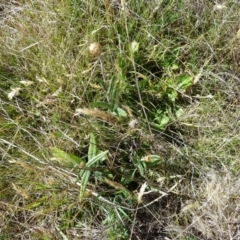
[184,170,240,239]
[1,0,240,239]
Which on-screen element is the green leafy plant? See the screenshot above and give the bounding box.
[78,133,108,199]
[132,154,163,177]
[164,74,193,102]
[50,134,109,199]
[151,73,193,130]
[50,147,84,166]
[91,75,127,117]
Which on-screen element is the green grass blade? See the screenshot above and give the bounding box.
[79,170,91,199]
[88,133,97,161]
[79,151,108,199]
[86,150,109,167]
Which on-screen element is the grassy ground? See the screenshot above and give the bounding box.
[1,0,240,239]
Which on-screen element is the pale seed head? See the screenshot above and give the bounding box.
[89,42,102,57]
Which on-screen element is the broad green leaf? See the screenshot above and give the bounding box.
[79,151,108,199]
[107,76,115,100]
[156,114,170,129]
[91,101,112,110]
[98,78,107,90]
[141,155,162,167]
[79,170,91,199]
[151,114,170,130]
[109,80,121,111]
[79,133,109,199]
[116,107,127,117]
[88,133,97,161]
[68,153,84,164]
[50,147,83,164]
[137,163,145,177]
[86,150,108,167]
[177,75,193,90]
